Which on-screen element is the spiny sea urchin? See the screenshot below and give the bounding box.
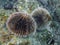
[6,12,37,37]
[31,7,51,28]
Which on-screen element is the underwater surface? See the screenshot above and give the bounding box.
[0,0,60,45]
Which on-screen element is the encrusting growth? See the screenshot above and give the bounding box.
[6,12,37,37]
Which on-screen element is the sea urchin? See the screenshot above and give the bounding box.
[31,7,51,28]
[6,12,36,37]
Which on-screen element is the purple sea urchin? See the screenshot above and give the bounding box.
[31,7,51,28]
[6,12,36,37]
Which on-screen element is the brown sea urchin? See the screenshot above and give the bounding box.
[31,7,51,28]
[6,12,36,37]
